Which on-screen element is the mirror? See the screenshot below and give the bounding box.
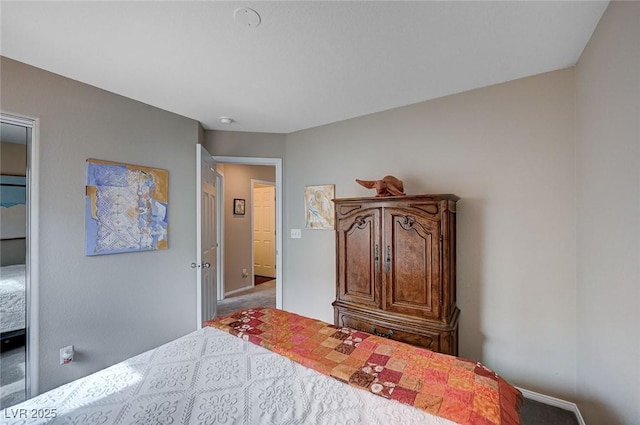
[0,120,29,407]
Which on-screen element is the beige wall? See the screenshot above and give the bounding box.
[219,163,276,294]
[575,2,640,424]
[1,57,201,393]
[284,69,577,398]
[1,141,27,175]
[204,130,286,159]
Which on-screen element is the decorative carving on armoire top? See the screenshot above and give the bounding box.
[346,214,374,235]
[338,204,363,216]
[409,203,440,216]
[395,215,430,237]
[400,215,416,229]
[353,215,368,229]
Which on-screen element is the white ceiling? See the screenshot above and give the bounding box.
[0,1,608,134]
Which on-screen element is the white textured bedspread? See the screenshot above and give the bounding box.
[1,326,457,425]
[0,264,25,335]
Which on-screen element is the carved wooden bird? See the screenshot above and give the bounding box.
[356,175,405,197]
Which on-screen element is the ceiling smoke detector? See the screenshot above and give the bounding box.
[219,117,234,125]
[234,7,261,28]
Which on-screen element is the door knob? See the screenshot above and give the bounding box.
[203,262,211,268]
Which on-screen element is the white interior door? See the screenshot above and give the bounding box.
[253,183,276,278]
[196,144,217,328]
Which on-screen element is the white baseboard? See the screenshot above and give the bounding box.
[223,284,254,299]
[517,387,586,425]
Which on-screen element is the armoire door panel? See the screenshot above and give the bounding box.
[345,225,374,296]
[384,210,441,319]
[337,210,380,307]
[392,228,431,305]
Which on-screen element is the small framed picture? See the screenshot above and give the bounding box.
[234,198,246,215]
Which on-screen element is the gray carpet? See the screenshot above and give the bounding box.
[0,344,26,408]
[521,398,580,425]
[216,278,276,317]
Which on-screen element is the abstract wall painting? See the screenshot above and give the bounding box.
[85,159,168,256]
[0,175,26,240]
[304,184,335,230]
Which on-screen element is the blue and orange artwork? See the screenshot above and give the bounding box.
[85,159,169,256]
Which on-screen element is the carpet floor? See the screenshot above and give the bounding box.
[254,275,275,285]
[520,398,580,425]
[216,279,276,317]
[0,338,26,409]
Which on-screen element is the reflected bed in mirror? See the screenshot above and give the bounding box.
[0,263,26,340]
[0,174,27,341]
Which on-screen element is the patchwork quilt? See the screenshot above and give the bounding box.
[207,308,523,425]
[2,326,458,425]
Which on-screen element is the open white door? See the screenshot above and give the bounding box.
[253,182,276,278]
[195,144,217,328]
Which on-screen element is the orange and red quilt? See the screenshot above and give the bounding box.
[206,308,522,425]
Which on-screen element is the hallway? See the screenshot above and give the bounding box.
[216,279,275,318]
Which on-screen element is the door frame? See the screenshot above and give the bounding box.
[1,112,39,398]
[212,156,283,309]
[251,179,276,283]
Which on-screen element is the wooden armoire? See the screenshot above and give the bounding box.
[332,194,459,355]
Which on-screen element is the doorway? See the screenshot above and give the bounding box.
[212,156,283,311]
[0,113,37,406]
[252,180,276,282]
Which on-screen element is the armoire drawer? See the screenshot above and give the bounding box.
[337,312,440,352]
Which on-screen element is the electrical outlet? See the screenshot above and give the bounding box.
[242,268,248,278]
[291,229,302,239]
[60,345,74,365]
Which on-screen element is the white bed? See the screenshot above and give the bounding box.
[0,264,25,337]
[0,326,457,425]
